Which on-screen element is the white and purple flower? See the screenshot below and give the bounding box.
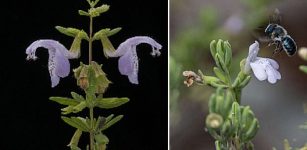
[26,39,80,87]
[244,41,281,84]
[105,36,162,84]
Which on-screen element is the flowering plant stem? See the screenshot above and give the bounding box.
[185,39,259,150]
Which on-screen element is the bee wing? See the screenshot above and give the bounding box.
[270,8,282,24]
[250,28,271,43]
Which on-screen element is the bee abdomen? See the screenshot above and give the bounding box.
[282,36,297,56]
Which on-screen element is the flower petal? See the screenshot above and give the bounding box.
[266,65,278,84]
[118,49,139,84]
[105,36,162,84]
[244,41,260,73]
[250,60,267,81]
[267,58,279,69]
[26,39,76,87]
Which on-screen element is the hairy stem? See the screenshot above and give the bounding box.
[90,107,94,150]
[89,16,93,63]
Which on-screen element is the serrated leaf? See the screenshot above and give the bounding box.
[49,97,80,106]
[95,97,129,109]
[62,116,90,132]
[78,10,90,16]
[101,115,123,131]
[71,92,85,101]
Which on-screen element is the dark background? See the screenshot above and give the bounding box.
[1,0,167,149]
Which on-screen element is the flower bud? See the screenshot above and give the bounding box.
[206,113,223,129]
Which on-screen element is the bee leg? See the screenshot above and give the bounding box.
[273,42,282,55]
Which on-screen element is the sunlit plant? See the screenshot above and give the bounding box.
[25,0,162,150]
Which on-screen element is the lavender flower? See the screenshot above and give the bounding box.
[105,36,162,84]
[244,41,281,84]
[26,39,80,87]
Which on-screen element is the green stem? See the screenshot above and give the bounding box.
[89,16,93,63]
[90,107,94,150]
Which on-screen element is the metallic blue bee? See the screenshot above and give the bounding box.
[264,9,297,56]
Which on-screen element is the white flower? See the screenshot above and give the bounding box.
[244,41,281,84]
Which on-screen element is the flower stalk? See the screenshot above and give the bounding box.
[25,0,162,149]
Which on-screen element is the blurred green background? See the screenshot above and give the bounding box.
[170,0,307,149]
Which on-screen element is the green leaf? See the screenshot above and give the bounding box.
[222,90,233,118]
[93,27,121,40]
[62,116,90,132]
[230,102,241,133]
[238,76,251,88]
[105,114,114,123]
[210,40,217,58]
[68,129,82,150]
[213,67,226,83]
[78,10,90,16]
[223,41,232,68]
[299,65,307,74]
[49,97,80,106]
[95,97,129,109]
[71,92,85,101]
[101,115,123,131]
[215,140,221,150]
[94,116,106,131]
[243,118,259,141]
[208,94,217,113]
[55,26,80,37]
[72,101,88,113]
[216,39,224,59]
[95,4,110,14]
[61,105,75,115]
[216,54,228,73]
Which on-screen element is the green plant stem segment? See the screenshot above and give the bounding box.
[90,106,94,150]
[89,16,93,63]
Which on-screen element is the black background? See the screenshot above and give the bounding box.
[1,0,167,149]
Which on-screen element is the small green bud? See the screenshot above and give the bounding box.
[89,5,109,17]
[206,113,224,129]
